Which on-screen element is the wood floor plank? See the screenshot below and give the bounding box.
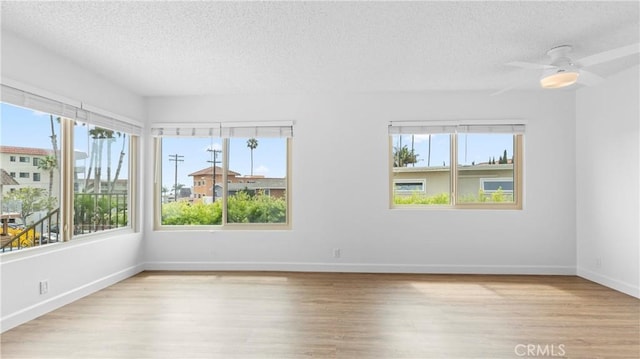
[1,272,638,358]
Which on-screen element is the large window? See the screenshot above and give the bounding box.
[73,123,132,235]
[154,122,292,229]
[1,84,141,253]
[1,102,61,252]
[389,122,524,209]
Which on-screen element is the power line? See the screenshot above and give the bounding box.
[206,149,221,202]
[168,154,184,201]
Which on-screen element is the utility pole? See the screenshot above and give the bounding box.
[168,154,184,201]
[206,149,222,202]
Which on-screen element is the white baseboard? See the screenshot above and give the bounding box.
[577,267,640,298]
[144,261,576,275]
[1,263,145,333]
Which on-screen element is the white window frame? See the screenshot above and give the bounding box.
[480,177,514,194]
[153,122,292,230]
[389,120,524,210]
[393,179,426,193]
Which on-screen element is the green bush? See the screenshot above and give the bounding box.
[162,201,222,225]
[394,188,513,205]
[393,192,450,205]
[457,188,513,204]
[161,191,286,225]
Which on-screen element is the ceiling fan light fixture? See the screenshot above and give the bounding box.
[540,68,579,89]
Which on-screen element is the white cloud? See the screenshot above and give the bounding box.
[32,110,48,117]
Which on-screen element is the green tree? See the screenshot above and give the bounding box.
[37,155,57,198]
[247,138,259,176]
[3,187,56,224]
[393,145,419,167]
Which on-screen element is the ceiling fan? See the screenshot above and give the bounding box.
[492,43,640,95]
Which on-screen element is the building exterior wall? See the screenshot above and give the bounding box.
[0,149,58,197]
[392,165,514,198]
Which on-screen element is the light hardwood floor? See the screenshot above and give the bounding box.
[1,272,638,358]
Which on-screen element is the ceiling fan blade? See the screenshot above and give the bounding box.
[578,70,604,86]
[577,43,640,67]
[506,61,553,70]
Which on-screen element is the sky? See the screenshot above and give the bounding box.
[1,103,129,182]
[393,133,514,167]
[161,137,287,191]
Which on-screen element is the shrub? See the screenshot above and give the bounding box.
[161,192,286,225]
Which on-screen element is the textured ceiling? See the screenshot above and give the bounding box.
[1,1,639,96]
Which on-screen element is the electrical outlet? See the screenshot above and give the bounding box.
[39,280,49,295]
[333,248,341,258]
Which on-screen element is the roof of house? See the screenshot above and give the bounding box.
[0,169,19,186]
[0,146,53,156]
[188,166,240,177]
[228,178,286,191]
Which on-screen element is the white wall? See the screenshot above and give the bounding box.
[1,30,147,331]
[1,30,145,121]
[145,91,577,274]
[576,65,640,298]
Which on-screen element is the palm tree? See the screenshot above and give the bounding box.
[104,130,115,187]
[246,138,258,176]
[37,155,57,198]
[85,127,112,193]
[49,115,59,172]
[110,133,127,193]
[393,145,418,167]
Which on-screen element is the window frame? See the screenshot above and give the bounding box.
[70,123,139,239]
[393,179,426,193]
[1,83,142,251]
[154,135,292,231]
[389,127,523,210]
[479,177,514,194]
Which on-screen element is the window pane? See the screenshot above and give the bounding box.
[227,137,287,224]
[1,102,61,249]
[391,134,451,205]
[74,124,130,234]
[456,133,515,203]
[160,137,223,226]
